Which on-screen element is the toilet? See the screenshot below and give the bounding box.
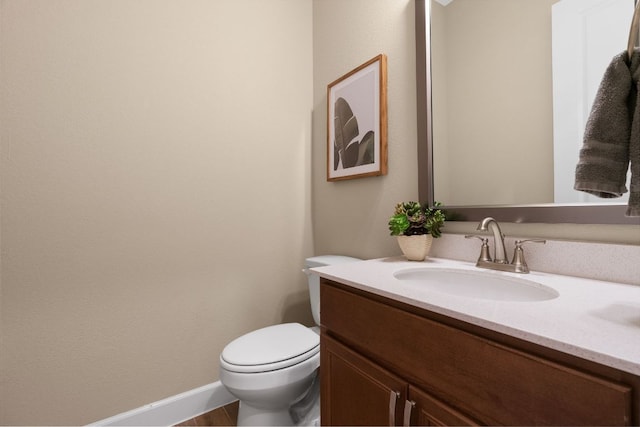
[219,255,361,426]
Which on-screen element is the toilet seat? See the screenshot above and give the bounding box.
[220,323,319,374]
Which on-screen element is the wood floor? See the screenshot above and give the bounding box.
[175,401,239,426]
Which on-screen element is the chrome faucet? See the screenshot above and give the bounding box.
[465,217,546,274]
[477,217,508,264]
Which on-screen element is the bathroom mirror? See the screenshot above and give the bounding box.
[416,0,640,224]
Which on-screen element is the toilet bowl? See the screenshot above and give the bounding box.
[220,323,320,425]
[218,255,361,426]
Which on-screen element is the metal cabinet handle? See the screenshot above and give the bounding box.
[403,400,416,427]
[388,391,400,426]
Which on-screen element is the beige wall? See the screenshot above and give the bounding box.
[0,1,313,424]
[432,0,557,206]
[312,0,420,260]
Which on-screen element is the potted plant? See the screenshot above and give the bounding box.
[388,201,445,261]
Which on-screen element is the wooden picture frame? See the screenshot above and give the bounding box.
[327,54,387,181]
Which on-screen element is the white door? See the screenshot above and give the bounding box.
[552,0,634,203]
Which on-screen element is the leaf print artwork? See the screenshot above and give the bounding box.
[333,98,375,170]
[326,54,387,181]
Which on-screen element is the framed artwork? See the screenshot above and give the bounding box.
[327,54,388,181]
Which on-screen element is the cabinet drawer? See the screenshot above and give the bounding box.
[321,334,407,426]
[321,281,632,426]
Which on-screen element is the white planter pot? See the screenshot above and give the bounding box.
[396,234,433,261]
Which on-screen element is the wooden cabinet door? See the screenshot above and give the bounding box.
[321,334,407,426]
[407,385,479,426]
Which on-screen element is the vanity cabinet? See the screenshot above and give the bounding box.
[322,334,478,426]
[320,279,638,426]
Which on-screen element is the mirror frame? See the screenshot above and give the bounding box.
[415,0,639,225]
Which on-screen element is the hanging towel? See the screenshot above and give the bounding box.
[628,48,640,217]
[575,51,633,200]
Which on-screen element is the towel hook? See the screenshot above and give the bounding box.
[628,0,640,61]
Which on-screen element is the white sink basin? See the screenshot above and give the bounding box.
[393,268,559,302]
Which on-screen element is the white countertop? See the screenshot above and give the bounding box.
[312,257,640,376]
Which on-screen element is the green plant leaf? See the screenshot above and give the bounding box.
[388,201,446,237]
[388,214,409,236]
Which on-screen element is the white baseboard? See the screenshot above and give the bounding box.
[88,381,237,426]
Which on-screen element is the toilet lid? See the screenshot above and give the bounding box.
[221,323,319,371]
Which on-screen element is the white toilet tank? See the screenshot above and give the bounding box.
[304,255,361,326]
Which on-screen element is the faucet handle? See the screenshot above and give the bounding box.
[511,239,546,273]
[464,234,484,240]
[515,239,547,246]
[465,235,492,262]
